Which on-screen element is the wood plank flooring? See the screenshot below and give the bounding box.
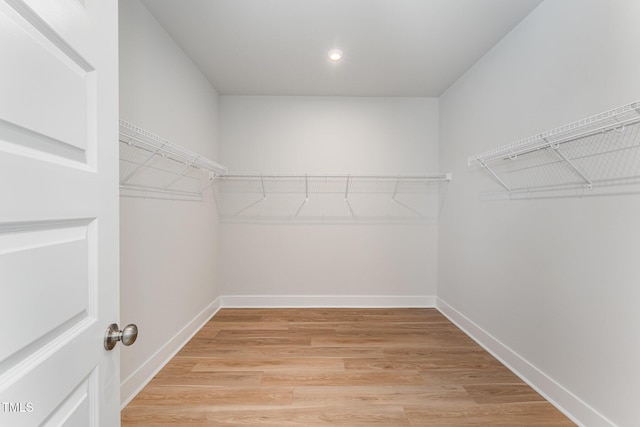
[121,308,575,426]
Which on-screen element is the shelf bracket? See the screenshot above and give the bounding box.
[197,171,217,195]
[294,175,309,217]
[344,175,350,201]
[346,199,356,217]
[548,141,593,190]
[232,197,266,217]
[120,142,167,185]
[344,175,355,216]
[391,176,400,199]
[294,198,307,216]
[163,159,196,191]
[480,160,512,192]
[392,198,425,217]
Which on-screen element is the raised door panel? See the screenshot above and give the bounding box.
[0,0,94,164]
[0,221,93,367]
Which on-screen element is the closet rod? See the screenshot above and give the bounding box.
[219,173,451,180]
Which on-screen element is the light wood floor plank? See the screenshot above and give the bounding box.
[121,308,574,426]
[191,357,346,373]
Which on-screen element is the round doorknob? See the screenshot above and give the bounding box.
[104,323,138,351]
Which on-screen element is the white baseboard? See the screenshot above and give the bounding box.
[221,294,436,308]
[436,297,615,427]
[120,297,222,408]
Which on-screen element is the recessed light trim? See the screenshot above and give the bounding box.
[328,49,343,62]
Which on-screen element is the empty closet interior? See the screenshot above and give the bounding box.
[118,1,640,426]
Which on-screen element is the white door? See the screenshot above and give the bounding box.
[0,0,120,426]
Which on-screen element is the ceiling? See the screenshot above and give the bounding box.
[140,0,543,97]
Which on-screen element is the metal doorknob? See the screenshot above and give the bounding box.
[104,323,138,351]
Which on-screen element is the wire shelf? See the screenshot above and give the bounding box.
[214,174,451,224]
[119,120,227,201]
[468,100,640,197]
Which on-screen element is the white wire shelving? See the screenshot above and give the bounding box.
[119,120,227,201]
[117,120,451,215]
[468,100,640,198]
[214,173,451,223]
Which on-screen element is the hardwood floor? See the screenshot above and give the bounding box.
[121,308,575,426]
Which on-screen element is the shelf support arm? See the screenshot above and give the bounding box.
[344,175,350,201]
[197,171,217,195]
[391,176,400,199]
[120,142,167,185]
[294,198,307,216]
[392,198,425,217]
[163,160,196,190]
[232,197,266,217]
[549,142,593,190]
[480,161,512,192]
[305,174,309,201]
[294,175,309,217]
[344,175,356,217]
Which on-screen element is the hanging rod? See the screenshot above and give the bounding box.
[219,173,451,181]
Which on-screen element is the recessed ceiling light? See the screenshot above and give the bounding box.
[328,49,343,62]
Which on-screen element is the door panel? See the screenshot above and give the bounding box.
[43,375,93,427]
[0,220,92,366]
[0,0,95,162]
[0,8,89,153]
[0,0,119,425]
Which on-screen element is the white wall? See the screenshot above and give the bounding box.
[118,0,222,406]
[438,1,640,426]
[219,96,440,306]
